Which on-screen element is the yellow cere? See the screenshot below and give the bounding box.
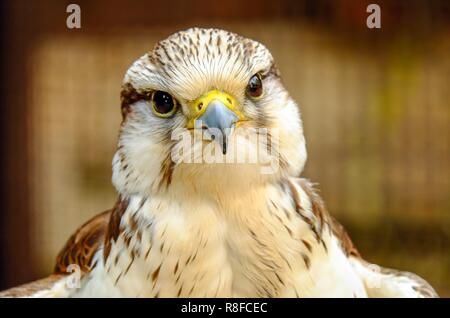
[187,90,246,128]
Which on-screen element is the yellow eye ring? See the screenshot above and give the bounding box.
[151,90,178,118]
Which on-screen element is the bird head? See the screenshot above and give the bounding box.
[112,28,307,198]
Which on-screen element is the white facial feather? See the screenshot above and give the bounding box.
[113,27,307,198]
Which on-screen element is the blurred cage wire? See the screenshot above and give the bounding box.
[0,0,449,295]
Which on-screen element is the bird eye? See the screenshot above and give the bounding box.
[151,91,178,117]
[246,73,263,98]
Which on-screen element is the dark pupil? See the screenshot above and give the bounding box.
[153,91,174,114]
[248,75,262,97]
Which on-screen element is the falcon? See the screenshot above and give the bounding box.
[0,28,437,298]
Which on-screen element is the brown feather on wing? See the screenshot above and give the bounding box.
[54,210,111,274]
[298,178,361,257]
[1,200,126,297]
[328,215,361,257]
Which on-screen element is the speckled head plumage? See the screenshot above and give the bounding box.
[123,28,275,104]
[113,27,307,197]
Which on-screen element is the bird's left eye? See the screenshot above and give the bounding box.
[246,73,263,98]
[151,91,178,117]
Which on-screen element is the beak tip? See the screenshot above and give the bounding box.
[196,99,237,156]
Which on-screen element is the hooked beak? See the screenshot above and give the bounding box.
[188,90,245,154]
[196,100,238,154]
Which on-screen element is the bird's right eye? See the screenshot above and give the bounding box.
[151,91,178,118]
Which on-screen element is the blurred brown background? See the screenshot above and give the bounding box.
[0,0,449,296]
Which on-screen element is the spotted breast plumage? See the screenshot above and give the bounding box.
[0,28,437,298]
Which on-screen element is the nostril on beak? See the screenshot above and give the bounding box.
[195,99,238,155]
